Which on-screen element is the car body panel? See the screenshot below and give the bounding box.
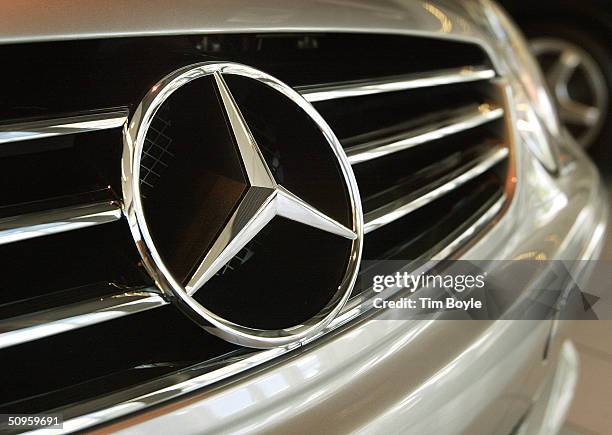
[0,1,492,46]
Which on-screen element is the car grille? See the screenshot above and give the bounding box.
[0,33,513,428]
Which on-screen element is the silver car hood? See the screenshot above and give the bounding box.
[0,1,497,57]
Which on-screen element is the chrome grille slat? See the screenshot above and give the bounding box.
[0,200,122,245]
[0,289,165,350]
[0,109,128,145]
[298,66,496,102]
[346,104,504,165]
[364,146,509,234]
[431,193,506,260]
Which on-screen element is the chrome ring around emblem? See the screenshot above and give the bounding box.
[122,62,363,348]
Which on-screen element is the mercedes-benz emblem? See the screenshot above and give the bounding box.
[122,62,363,348]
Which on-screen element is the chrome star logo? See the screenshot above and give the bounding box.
[122,62,362,347]
[186,73,357,296]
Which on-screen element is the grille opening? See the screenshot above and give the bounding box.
[139,104,176,199]
[0,127,122,209]
[0,33,489,121]
[0,31,511,428]
[0,188,114,219]
[0,306,238,414]
[353,175,504,296]
[205,33,490,86]
[363,174,503,264]
[314,81,495,140]
[0,283,127,320]
[361,142,502,212]
[0,222,147,306]
[0,39,198,121]
[352,124,503,210]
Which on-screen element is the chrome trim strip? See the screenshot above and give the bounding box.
[338,194,508,322]
[432,194,506,260]
[346,105,504,165]
[0,110,128,145]
[299,66,496,102]
[0,201,122,245]
[0,290,166,350]
[364,147,509,234]
[44,195,508,435]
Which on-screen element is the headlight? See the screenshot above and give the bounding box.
[480,0,562,173]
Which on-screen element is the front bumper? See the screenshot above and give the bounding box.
[105,138,607,434]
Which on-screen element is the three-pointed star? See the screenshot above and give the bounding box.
[185,72,357,296]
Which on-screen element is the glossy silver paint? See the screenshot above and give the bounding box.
[0,0,516,55]
[364,146,509,234]
[0,289,165,350]
[122,62,363,348]
[516,341,579,435]
[298,66,496,103]
[346,105,504,164]
[0,110,128,144]
[0,201,122,245]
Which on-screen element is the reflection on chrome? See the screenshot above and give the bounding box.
[0,201,122,245]
[346,105,504,165]
[423,2,453,33]
[432,194,506,260]
[364,147,508,233]
[298,66,495,103]
[0,291,165,350]
[0,110,128,145]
